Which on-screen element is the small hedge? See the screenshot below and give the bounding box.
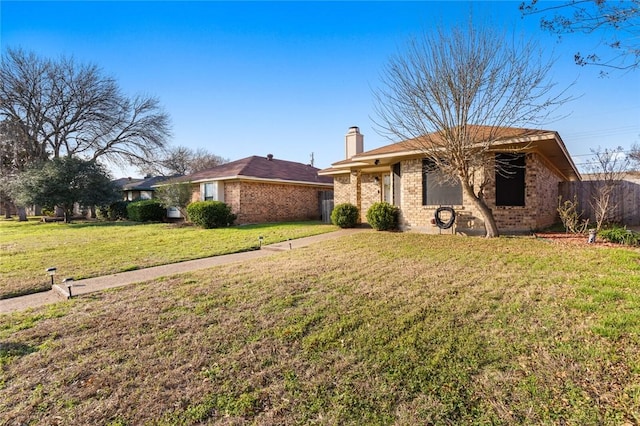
[599,226,640,246]
[366,202,399,231]
[331,203,359,228]
[187,201,236,229]
[127,199,165,222]
[98,200,130,221]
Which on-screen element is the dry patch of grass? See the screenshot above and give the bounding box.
[1,233,639,424]
[0,219,336,299]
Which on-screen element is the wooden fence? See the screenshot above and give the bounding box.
[558,180,640,226]
[319,190,334,224]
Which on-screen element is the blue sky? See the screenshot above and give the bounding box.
[1,1,638,177]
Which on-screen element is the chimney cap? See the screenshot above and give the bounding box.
[267,154,274,160]
[348,126,360,133]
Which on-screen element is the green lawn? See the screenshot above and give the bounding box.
[0,219,337,299]
[1,232,639,424]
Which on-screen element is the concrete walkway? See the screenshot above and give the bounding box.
[0,228,367,314]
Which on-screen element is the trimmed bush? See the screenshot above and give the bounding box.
[187,201,237,229]
[98,200,130,221]
[127,199,165,222]
[366,202,399,231]
[331,203,359,228]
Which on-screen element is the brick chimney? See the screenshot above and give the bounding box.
[345,126,363,159]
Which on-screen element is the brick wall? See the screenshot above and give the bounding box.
[396,158,484,234]
[347,152,564,234]
[486,153,561,232]
[223,181,242,214]
[360,173,383,223]
[225,181,326,224]
[333,174,352,206]
[190,183,201,203]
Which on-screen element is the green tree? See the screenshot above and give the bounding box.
[12,157,119,223]
[154,182,193,220]
[0,48,171,219]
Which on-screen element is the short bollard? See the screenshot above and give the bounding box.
[62,277,74,299]
[46,267,57,288]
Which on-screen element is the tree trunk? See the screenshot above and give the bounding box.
[17,206,27,222]
[471,197,500,238]
[461,182,500,238]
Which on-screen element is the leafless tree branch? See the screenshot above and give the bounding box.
[373,21,572,237]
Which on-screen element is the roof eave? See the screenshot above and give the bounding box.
[158,175,333,187]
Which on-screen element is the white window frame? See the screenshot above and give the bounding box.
[201,181,224,202]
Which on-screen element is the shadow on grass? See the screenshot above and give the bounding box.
[231,221,329,231]
[0,342,38,358]
[63,220,156,229]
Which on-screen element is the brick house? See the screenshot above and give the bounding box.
[319,126,581,234]
[113,175,180,201]
[167,154,333,224]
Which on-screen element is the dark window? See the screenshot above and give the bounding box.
[422,159,462,206]
[495,153,525,206]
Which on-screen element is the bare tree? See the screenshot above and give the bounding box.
[373,22,570,237]
[520,0,640,73]
[0,119,34,220]
[0,48,171,166]
[630,143,640,167]
[585,146,630,230]
[140,145,228,176]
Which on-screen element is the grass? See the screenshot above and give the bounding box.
[0,232,639,424]
[0,219,337,299]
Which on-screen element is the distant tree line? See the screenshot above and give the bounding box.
[0,48,227,221]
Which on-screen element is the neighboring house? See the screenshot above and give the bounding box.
[113,175,178,201]
[164,154,334,224]
[319,126,581,234]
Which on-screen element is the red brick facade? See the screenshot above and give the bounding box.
[190,180,330,224]
[224,181,327,224]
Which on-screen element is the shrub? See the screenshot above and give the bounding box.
[127,199,165,222]
[109,200,130,220]
[599,226,640,246]
[557,195,589,234]
[331,203,359,228]
[98,200,130,221]
[187,201,236,229]
[366,202,399,231]
[41,207,55,217]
